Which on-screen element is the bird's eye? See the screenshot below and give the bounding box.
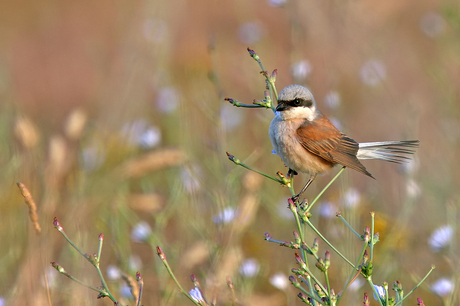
[293,98,302,106]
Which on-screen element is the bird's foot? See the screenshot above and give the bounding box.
[291,194,300,203]
[287,169,298,179]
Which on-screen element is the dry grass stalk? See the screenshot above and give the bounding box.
[121,271,139,302]
[17,182,41,234]
[120,148,187,178]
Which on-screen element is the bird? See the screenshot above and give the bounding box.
[269,84,419,201]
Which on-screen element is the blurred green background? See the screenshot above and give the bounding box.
[1,0,459,305]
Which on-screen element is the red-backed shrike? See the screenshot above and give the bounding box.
[269,84,419,201]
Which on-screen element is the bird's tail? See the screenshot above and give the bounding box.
[357,140,419,163]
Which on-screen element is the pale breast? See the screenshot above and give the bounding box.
[269,116,334,175]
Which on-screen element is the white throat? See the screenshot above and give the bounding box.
[277,106,318,122]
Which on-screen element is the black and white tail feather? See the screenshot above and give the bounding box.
[357,140,419,163]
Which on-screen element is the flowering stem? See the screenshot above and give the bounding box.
[324,271,331,298]
[367,278,385,306]
[394,266,436,306]
[306,167,346,212]
[338,266,362,304]
[95,265,115,301]
[225,98,265,108]
[226,152,285,184]
[97,235,103,264]
[300,273,328,302]
[293,205,309,264]
[296,279,323,305]
[336,214,361,238]
[156,247,201,306]
[370,212,375,262]
[55,227,87,258]
[304,218,355,269]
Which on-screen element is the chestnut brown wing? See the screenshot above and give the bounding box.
[296,115,374,178]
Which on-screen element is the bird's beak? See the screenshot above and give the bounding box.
[276,101,288,111]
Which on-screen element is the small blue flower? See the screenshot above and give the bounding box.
[360,59,386,86]
[431,278,453,296]
[429,225,453,252]
[373,285,386,301]
[189,287,205,303]
[239,258,260,277]
[213,207,237,224]
[131,221,152,243]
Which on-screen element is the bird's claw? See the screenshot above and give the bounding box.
[291,194,300,203]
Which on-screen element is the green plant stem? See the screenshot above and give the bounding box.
[230,103,264,108]
[324,271,331,298]
[395,266,436,306]
[370,212,375,262]
[304,219,355,269]
[288,175,296,196]
[337,242,367,304]
[297,278,324,305]
[95,265,116,302]
[56,228,117,302]
[336,214,361,239]
[159,255,201,306]
[64,273,104,294]
[97,237,103,264]
[306,167,346,212]
[56,229,87,258]
[293,206,309,265]
[367,278,385,306]
[300,268,328,301]
[230,158,285,185]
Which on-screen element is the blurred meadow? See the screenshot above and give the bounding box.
[1,0,460,305]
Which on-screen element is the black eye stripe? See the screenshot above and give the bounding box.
[286,98,313,107]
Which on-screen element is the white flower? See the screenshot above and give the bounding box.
[121,120,161,149]
[239,258,260,277]
[324,91,340,109]
[189,287,205,303]
[131,221,152,243]
[420,12,445,38]
[120,283,133,298]
[428,225,453,252]
[318,201,337,219]
[267,0,287,7]
[360,59,386,86]
[291,60,312,81]
[0,297,4,306]
[221,104,243,130]
[269,272,289,290]
[341,188,361,208]
[213,207,237,224]
[373,285,386,301]
[138,126,161,149]
[238,21,266,44]
[431,278,453,296]
[128,255,143,272]
[107,265,121,281]
[156,87,180,114]
[400,158,419,175]
[348,278,364,291]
